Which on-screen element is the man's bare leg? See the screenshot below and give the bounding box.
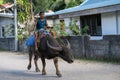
[35,32,39,51]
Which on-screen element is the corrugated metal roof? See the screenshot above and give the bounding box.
[0,3,14,12]
[54,0,88,15]
[0,13,14,18]
[79,0,120,10]
[49,0,120,16]
[1,3,13,8]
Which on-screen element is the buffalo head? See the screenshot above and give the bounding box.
[47,39,74,63]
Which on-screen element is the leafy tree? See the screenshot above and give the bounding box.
[49,0,84,11]
[75,0,84,5]
[50,0,66,11]
[66,0,84,8]
[0,0,3,5]
[32,0,50,14]
[17,0,31,23]
[66,1,78,8]
[1,0,31,23]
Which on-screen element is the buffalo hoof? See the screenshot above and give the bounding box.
[36,68,40,72]
[27,65,31,70]
[56,73,62,77]
[42,72,47,75]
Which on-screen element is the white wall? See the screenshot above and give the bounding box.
[101,12,117,35]
[47,19,53,27]
[54,19,60,24]
[64,18,71,27]
[118,11,120,34]
[64,18,71,34]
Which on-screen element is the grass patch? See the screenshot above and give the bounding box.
[0,47,7,51]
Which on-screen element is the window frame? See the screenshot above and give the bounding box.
[0,25,15,38]
[80,14,102,36]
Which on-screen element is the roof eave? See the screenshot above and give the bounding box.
[0,13,14,18]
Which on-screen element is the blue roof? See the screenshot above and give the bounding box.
[53,0,120,15]
[79,0,120,10]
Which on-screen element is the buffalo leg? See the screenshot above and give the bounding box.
[41,57,46,75]
[34,55,40,72]
[53,57,62,77]
[27,47,33,70]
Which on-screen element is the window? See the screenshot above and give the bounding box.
[2,26,5,37]
[80,14,102,36]
[0,24,15,38]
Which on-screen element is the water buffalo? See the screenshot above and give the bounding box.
[27,35,74,77]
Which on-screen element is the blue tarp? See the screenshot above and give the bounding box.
[25,35,35,46]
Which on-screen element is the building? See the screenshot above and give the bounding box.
[46,0,120,40]
[0,3,15,51]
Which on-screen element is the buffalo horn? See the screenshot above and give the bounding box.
[47,40,62,51]
[65,39,71,49]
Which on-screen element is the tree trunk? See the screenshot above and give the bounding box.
[26,0,35,35]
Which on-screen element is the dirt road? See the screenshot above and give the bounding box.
[0,51,120,80]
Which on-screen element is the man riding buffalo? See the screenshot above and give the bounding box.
[34,11,48,51]
[27,11,74,77]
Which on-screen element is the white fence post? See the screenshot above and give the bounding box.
[14,0,18,51]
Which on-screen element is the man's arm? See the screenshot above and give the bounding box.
[46,20,48,26]
[44,20,48,30]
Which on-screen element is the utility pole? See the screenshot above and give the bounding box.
[14,0,18,51]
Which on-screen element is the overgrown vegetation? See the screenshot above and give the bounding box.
[0,47,7,51]
[78,57,120,64]
[52,22,69,38]
[0,0,3,5]
[17,0,31,23]
[17,27,29,40]
[66,0,83,8]
[69,20,80,35]
[69,20,89,36]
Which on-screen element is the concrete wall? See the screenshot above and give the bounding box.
[18,35,120,61]
[0,38,15,51]
[61,35,120,61]
[18,40,28,52]
[101,12,117,35]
